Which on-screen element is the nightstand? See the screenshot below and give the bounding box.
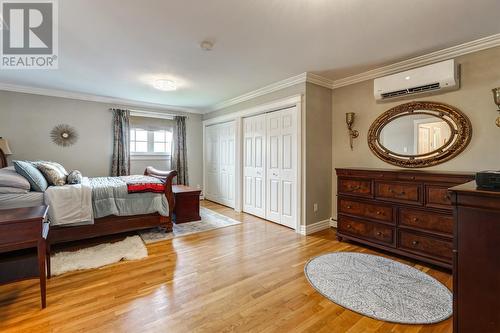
[0,206,50,308]
[172,185,202,223]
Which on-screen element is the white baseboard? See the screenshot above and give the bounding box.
[299,219,332,235]
[330,218,338,228]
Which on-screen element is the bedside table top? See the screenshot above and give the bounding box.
[173,185,202,194]
[0,206,48,225]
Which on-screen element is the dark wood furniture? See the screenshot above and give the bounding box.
[336,168,474,269]
[173,185,202,223]
[449,181,500,333]
[48,167,177,245]
[0,206,49,308]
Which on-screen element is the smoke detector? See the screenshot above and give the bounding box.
[200,40,214,51]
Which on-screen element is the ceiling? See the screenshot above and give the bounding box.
[0,0,499,113]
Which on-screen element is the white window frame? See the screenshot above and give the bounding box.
[130,128,173,160]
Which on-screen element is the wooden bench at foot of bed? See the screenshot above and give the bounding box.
[48,167,177,245]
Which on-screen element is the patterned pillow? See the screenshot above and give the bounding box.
[67,170,83,184]
[13,160,49,192]
[33,161,68,186]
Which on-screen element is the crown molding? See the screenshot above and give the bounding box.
[331,33,500,89]
[0,83,203,114]
[305,72,334,89]
[208,72,308,112]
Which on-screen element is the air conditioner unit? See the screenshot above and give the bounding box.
[374,59,459,101]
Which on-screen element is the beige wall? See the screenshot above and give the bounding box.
[305,83,332,225]
[331,46,500,220]
[0,91,204,187]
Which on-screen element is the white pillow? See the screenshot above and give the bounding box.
[0,186,29,194]
[0,167,31,190]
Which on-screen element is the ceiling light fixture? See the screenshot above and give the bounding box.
[153,79,177,91]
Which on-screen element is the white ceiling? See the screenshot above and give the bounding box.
[0,0,499,112]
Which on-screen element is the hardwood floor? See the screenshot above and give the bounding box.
[0,200,452,332]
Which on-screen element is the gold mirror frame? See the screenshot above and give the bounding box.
[368,101,472,168]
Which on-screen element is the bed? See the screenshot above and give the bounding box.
[0,166,177,245]
[48,167,177,245]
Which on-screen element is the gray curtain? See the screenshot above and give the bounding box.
[173,116,188,185]
[111,108,130,176]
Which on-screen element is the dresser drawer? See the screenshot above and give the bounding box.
[338,216,394,246]
[426,185,453,210]
[339,199,394,224]
[399,208,453,235]
[338,178,372,197]
[398,231,452,261]
[375,181,422,205]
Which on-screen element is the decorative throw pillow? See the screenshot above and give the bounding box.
[13,160,49,192]
[67,170,83,184]
[33,161,68,186]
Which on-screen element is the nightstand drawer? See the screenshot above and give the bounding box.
[0,221,40,249]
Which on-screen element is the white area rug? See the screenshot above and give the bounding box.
[305,252,452,324]
[50,236,147,276]
[139,207,241,244]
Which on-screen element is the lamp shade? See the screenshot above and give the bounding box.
[0,138,12,155]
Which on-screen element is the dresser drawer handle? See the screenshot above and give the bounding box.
[376,231,383,236]
[346,224,352,229]
[346,205,352,209]
[412,240,419,246]
[412,217,419,222]
[376,211,382,215]
[349,185,360,190]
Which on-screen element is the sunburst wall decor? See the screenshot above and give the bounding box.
[50,124,79,147]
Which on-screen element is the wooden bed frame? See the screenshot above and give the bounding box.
[48,167,177,245]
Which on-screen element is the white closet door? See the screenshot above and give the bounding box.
[204,121,236,208]
[266,107,297,228]
[243,114,266,218]
[205,124,219,201]
[218,122,236,208]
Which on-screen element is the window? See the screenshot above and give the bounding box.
[130,128,173,155]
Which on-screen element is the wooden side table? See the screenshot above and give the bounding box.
[172,185,202,223]
[0,206,50,308]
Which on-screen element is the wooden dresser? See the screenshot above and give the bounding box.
[449,181,500,333]
[335,168,474,269]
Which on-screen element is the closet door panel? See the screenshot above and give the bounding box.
[243,115,266,218]
[266,112,282,224]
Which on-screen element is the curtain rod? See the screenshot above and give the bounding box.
[109,108,188,119]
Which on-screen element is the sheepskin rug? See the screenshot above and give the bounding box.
[50,236,147,276]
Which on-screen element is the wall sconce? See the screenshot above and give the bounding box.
[492,87,500,127]
[345,112,359,150]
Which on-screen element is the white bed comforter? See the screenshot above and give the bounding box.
[44,177,93,226]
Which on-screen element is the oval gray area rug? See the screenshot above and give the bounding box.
[304,252,452,324]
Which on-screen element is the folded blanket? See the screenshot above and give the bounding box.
[120,175,165,194]
[44,177,93,226]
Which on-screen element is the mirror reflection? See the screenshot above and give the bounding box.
[379,114,453,156]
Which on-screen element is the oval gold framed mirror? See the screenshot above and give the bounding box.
[368,101,472,168]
